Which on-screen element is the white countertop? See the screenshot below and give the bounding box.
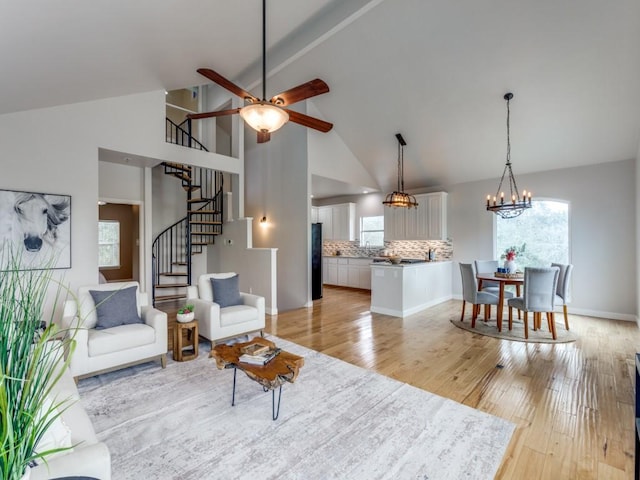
[370,260,452,268]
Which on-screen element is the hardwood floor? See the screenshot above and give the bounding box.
[262,285,638,479]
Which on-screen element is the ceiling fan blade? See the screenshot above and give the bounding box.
[283,109,333,133]
[257,131,271,143]
[197,68,259,103]
[187,108,241,120]
[270,79,330,106]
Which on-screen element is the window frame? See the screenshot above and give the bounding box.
[359,215,385,248]
[98,220,121,269]
[494,197,570,268]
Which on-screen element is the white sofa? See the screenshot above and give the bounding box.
[31,366,111,480]
[62,281,167,379]
[187,273,265,345]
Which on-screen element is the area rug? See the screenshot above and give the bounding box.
[451,316,578,343]
[77,336,515,480]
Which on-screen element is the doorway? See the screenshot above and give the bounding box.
[98,202,140,283]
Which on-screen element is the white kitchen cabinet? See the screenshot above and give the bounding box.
[337,258,349,285]
[315,203,356,241]
[417,192,447,240]
[384,192,447,241]
[323,257,372,290]
[383,206,406,241]
[317,206,333,240]
[325,257,338,285]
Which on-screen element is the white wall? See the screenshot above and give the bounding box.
[207,218,278,314]
[0,90,243,311]
[244,109,310,311]
[98,161,144,203]
[307,102,378,191]
[449,159,636,320]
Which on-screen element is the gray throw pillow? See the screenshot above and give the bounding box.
[89,286,143,330]
[210,275,242,308]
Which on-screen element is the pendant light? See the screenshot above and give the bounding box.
[485,93,532,218]
[383,133,418,209]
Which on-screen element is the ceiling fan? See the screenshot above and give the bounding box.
[187,0,333,144]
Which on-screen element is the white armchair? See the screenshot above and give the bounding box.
[187,273,265,346]
[61,281,167,379]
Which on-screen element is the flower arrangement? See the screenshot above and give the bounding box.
[501,243,526,261]
[177,304,194,315]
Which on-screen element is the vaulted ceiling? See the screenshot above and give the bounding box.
[2,0,639,198]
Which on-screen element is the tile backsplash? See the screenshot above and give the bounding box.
[323,239,452,261]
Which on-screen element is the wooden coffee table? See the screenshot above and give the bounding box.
[210,337,304,420]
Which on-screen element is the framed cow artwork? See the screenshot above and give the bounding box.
[0,188,71,270]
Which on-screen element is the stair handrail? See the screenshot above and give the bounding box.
[165,117,208,151]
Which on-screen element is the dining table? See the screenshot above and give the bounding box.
[476,272,524,331]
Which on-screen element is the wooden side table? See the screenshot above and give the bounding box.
[174,319,198,362]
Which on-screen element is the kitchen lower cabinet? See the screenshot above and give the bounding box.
[324,258,338,285]
[323,257,372,290]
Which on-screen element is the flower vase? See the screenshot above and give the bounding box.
[504,260,516,274]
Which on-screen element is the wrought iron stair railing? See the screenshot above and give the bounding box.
[165,117,207,151]
[153,123,224,304]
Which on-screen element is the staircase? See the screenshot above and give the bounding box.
[153,119,225,305]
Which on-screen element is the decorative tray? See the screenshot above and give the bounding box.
[494,271,523,279]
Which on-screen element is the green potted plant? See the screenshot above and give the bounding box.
[176,304,195,323]
[0,248,77,480]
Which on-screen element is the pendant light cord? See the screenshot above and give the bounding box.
[262,0,266,101]
[505,96,511,166]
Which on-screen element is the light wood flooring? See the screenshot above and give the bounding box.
[160,286,639,479]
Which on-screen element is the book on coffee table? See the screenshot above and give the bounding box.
[239,347,281,365]
[241,343,270,356]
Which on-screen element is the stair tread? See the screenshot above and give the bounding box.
[187,198,213,203]
[191,232,219,236]
[155,283,189,288]
[155,294,187,302]
[164,162,192,172]
[183,185,201,191]
[170,172,192,182]
[191,241,209,245]
[172,262,188,266]
[190,220,222,225]
[160,272,188,276]
[188,210,221,214]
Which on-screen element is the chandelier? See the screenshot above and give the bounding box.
[486,92,532,219]
[383,133,418,209]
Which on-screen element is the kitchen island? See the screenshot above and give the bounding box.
[370,261,452,317]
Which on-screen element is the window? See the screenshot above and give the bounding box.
[360,215,384,247]
[98,221,120,268]
[496,200,569,269]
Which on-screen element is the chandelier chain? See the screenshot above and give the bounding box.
[486,92,532,218]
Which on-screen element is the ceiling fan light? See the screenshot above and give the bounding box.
[239,102,289,133]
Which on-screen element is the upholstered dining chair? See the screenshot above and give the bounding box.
[474,260,499,293]
[459,263,500,328]
[474,259,515,318]
[551,263,574,330]
[507,267,560,340]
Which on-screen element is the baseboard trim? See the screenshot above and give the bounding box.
[450,294,636,322]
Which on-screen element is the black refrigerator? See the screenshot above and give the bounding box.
[311,223,323,300]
